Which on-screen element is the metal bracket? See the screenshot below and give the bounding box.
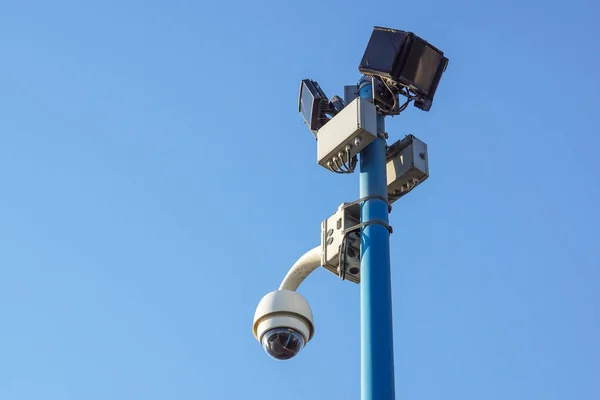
[320,196,394,284]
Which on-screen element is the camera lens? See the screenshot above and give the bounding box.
[261,328,305,360]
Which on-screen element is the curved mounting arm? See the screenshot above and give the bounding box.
[278,246,322,291]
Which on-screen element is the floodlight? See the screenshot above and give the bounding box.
[299,79,330,138]
[358,26,448,111]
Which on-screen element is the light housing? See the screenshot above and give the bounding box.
[299,79,330,138]
[358,26,448,111]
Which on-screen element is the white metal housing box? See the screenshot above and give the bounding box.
[386,134,429,204]
[321,202,361,284]
[317,97,378,170]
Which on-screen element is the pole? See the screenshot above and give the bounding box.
[358,77,396,400]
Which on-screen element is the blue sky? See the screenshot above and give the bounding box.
[1,0,599,399]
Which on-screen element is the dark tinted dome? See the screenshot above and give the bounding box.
[261,328,305,360]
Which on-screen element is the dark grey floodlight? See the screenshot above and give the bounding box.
[299,79,330,138]
[358,26,449,111]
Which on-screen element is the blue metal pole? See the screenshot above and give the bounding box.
[358,77,395,400]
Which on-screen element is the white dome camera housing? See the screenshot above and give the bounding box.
[253,290,314,360]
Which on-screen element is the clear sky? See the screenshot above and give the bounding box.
[1,1,599,399]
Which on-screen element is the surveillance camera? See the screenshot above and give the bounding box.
[252,290,314,360]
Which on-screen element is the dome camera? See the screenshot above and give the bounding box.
[253,290,314,360]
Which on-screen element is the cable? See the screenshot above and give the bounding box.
[398,96,412,112]
[327,163,344,174]
[334,158,351,174]
[370,76,417,116]
[382,77,398,112]
[335,157,354,174]
[344,148,357,173]
[340,152,352,173]
[327,151,358,175]
[333,157,347,173]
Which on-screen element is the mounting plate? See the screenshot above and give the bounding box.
[321,202,361,284]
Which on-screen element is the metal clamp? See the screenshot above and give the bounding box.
[344,219,393,235]
[341,194,394,235]
[343,195,392,215]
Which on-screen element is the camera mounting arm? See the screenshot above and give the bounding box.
[253,247,321,360]
[278,246,322,291]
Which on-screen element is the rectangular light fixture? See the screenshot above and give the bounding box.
[298,79,329,138]
[358,27,448,111]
